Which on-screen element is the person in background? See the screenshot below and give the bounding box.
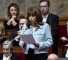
[19,6,53,60]
[39,0,59,54]
[47,53,59,60]
[0,23,5,45]
[12,15,27,46]
[0,39,20,60]
[60,20,68,44]
[60,21,68,57]
[4,3,20,38]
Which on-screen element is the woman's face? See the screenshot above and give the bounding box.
[10,6,17,16]
[29,15,36,24]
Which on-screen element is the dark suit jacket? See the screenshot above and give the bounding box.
[46,13,59,35]
[0,53,20,60]
[46,13,59,45]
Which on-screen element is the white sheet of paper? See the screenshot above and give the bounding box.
[65,49,68,58]
[20,35,36,44]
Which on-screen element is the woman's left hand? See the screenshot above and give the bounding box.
[33,43,39,48]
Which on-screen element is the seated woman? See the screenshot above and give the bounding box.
[11,15,27,46]
[60,20,68,57]
[4,3,20,38]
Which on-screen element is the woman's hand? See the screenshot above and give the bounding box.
[33,43,39,48]
[7,15,16,26]
[23,43,26,48]
[11,19,17,26]
[7,19,12,25]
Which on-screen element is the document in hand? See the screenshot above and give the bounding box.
[20,35,36,44]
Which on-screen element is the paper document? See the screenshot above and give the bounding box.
[20,35,36,44]
[65,49,68,58]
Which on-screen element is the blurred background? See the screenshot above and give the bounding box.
[0,0,68,18]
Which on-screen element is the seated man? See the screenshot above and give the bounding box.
[60,20,68,44]
[11,15,27,46]
[47,53,59,60]
[0,39,20,60]
[60,21,68,57]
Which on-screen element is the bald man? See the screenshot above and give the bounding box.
[47,54,59,60]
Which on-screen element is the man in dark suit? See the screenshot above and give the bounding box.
[0,39,20,60]
[39,0,59,54]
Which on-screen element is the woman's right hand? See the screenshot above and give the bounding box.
[7,15,15,25]
[12,15,16,19]
[19,40,26,48]
[23,43,26,48]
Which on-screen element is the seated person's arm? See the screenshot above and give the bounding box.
[60,36,67,41]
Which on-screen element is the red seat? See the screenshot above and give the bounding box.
[58,25,67,46]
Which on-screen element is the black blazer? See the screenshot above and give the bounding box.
[46,13,59,36]
[0,53,20,60]
[4,18,19,30]
[45,13,59,45]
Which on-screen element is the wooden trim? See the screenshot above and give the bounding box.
[59,17,68,25]
[59,17,68,21]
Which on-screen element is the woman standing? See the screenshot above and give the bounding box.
[19,6,53,60]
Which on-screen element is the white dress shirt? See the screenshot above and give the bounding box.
[42,14,49,23]
[3,54,12,60]
[3,55,10,60]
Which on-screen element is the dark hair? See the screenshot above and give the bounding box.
[39,0,50,7]
[7,3,20,19]
[27,6,43,28]
[17,14,26,21]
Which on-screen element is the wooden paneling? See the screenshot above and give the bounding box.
[59,17,68,25]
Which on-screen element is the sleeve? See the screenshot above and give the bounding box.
[15,54,20,60]
[39,23,53,49]
[19,24,27,35]
[52,15,59,35]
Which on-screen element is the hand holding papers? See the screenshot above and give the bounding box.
[20,35,36,44]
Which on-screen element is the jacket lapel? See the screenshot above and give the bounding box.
[46,13,51,24]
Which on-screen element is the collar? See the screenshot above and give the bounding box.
[31,25,43,32]
[42,13,49,18]
[3,53,12,60]
[3,53,12,58]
